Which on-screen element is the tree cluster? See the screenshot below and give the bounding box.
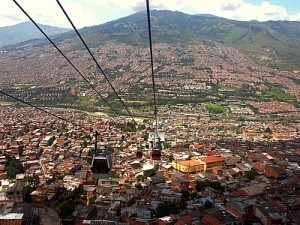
[5,156,25,178]
[195,180,225,192]
[116,122,137,132]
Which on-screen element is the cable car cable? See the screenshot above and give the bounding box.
[145,0,158,134]
[0,89,72,124]
[12,0,121,117]
[56,0,137,125]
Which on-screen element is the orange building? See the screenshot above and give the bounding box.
[242,130,256,139]
[172,159,205,173]
[172,156,226,173]
[200,156,226,170]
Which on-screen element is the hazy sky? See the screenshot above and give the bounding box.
[1,0,300,28]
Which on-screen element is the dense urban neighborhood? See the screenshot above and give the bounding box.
[1,5,300,225]
[0,106,299,225]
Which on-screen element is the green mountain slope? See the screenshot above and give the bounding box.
[58,10,300,71]
[2,10,300,71]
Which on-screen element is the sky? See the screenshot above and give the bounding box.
[1,0,300,28]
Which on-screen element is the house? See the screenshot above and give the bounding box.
[264,165,286,179]
[73,205,97,224]
[203,206,241,225]
[170,173,190,191]
[40,136,55,146]
[31,183,64,207]
[158,164,173,177]
[236,183,267,197]
[254,203,285,225]
[148,173,165,185]
[120,207,155,224]
[159,189,181,204]
[0,142,8,153]
[1,181,26,203]
[236,163,251,176]
[225,201,246,222]
[0,202,37,225]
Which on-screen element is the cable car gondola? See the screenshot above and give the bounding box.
[91,131,111,180]
[136,149,143,159]
[136,142,143,159]
[91,151,112,180]
[151,146,161,160]
[151,137,162,161]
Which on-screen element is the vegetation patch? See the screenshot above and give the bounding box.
[218,85,238,91]
[79,95,98,105]
[204,103,227,114]
[261,88,295,102]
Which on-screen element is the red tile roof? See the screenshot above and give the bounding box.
[200,156,226,163]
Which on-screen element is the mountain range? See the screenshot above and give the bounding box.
[1,10,300,71]
[0,21,70,47]
[0,10,300,109]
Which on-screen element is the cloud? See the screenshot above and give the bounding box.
[0,0,296,28]
[92,0,290,21]
[221,2,242,11]
[2,14,23,22]
[0,0,98,28]
[89,0,187,13]
[183,0,289,21]
[91,0,145,11]
[290,12,300,21]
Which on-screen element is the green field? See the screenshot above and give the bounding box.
[79,95,98,105]
[203,103,227,114]
[260,88,295,102]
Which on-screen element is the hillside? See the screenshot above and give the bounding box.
[0,10,300,110]
[0,21,70,47]
[2,11,300,70]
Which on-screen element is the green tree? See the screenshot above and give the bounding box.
[195,180,224,192]
[195,180,207,192]
[180,190,191,202]
[5,157,25,178]
[22,176,39,202]
[89,196,96,205]
[116,205,122,216]
[137,175,145,182]
[135,183,142,190]
[57,199,75,219]
[209,181,225,191]
[168,155,174,162]
[155,202,180,217]
[190,192,199,199]
[246,170,258,180]
[124,183,132,189]
[144,169,156,177]
[164,141,172,149]
[264,127,272,134]
[61,123,67,132]
[155,203,170,217]
[18,146,24,156]
[204,200,213,209]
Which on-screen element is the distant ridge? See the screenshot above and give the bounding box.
[0,21,71,47]
[194,14,220,18]
[2,10,300,71]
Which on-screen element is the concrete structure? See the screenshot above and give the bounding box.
[172,159,205,173]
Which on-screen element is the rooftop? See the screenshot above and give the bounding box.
[200,156,226,163]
